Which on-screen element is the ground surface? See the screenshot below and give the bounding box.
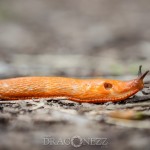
[0,1,150,150]
[0,95,150,150]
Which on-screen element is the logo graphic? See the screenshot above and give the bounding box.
[71,135,83,147]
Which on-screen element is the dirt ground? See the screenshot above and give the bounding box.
[0,1,150,150]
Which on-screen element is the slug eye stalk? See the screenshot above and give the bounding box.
[138,65,142,76]
[137,65,149,80]
[138,71,149,80]
[138,65,150,95]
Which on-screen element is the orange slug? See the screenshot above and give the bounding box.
[0,66,149,103]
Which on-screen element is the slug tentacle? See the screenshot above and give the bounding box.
[137,65,150,95]
[138,65,142,76]
[138,70,149,80]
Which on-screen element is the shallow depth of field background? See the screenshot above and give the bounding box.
[0,1,150,150]
[0,0,150,78]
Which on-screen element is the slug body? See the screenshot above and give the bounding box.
[0,69,148,103]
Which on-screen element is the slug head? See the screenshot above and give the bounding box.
[103,66,149,99]
[126,70,149,92]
